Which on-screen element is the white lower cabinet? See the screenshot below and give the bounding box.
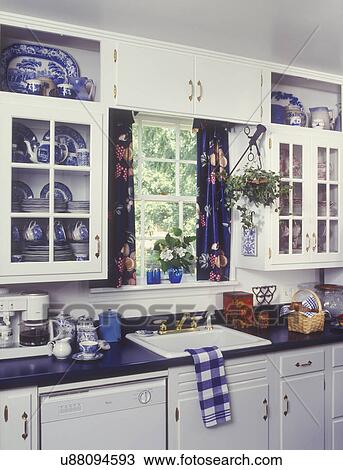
[280,373,324,449]
[0,387,38,450]
[168,356,269,449]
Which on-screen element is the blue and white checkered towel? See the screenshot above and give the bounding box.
[185,346,231,428]
[280,295,319,318]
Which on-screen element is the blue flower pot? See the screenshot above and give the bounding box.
[168,267,183,284]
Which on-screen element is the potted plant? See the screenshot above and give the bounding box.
[223,166,289,230]
[153,228,196,283]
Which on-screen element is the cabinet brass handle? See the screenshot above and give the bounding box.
[95,235,101,259]
[263,398,268,421]
[295,360,312,367]
[188,80,194,101]
[312,232,317,251]
[21,412,28,440]
[197,80,203,102]
[283,394,289,416]
[4,405,8,422]
[305,233,310,252]
[113,84,117,99]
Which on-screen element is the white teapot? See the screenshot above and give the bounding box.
[48,337,72,360]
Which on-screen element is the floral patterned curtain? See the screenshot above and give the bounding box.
[110,109,136,287]
[195,121,231,281]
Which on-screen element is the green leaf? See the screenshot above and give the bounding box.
[172,227,182,237]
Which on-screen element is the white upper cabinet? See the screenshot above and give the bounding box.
[0,96,106,284]
[114,42,194,115]
[194,57,262,123]
[112,42,262,122]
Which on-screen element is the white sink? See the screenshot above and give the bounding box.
[126,325,271,358]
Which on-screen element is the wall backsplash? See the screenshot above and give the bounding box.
[5,267,319,319]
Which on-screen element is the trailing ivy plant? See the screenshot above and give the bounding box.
[223,166,289,230]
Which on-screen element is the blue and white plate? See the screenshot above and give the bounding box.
[72,352,103,361]
[0,43,79,94]
[12,122,38,163]
[12,180,34,202]
[42,126,86,165]
[40,182,73,202]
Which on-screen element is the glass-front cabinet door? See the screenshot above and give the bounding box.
[272,132,311,264]
[0,102,104,281]
[312,137,342,261]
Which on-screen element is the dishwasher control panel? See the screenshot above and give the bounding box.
[40,378,166,423]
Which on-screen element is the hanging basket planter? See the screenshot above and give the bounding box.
[223,166,290,230]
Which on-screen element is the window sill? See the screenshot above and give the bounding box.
[90,279,239,295]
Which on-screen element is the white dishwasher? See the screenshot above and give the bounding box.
[40,378,166,450]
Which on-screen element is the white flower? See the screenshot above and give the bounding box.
[160,248,173,261]
[174,247,186,258]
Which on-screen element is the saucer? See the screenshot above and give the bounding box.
[72,352,103,361]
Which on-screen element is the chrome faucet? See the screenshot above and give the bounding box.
[205,311,215,330]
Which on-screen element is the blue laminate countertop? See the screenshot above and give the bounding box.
[1,323,343,390]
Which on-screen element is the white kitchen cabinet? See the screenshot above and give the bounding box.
[114,42,195,115]
[237,126,343,270]
[194,57,262,123]
[112,42,262,122]
[271,129,343,266]
[0,96,106,283]
[0,386,38,450]
[168,356,269,449]
[280,373,325,449]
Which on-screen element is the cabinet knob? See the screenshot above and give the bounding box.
[197,80,203,102]
[188,80,194,101]
[21,412,28,440]
[263,398,268,421]
[295,360,312,367]
[283,394,289,416]
[95,235,101,259]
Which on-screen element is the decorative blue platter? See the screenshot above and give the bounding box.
[40,182,73,202]
[12,122,38,163]
[12,180,34,202]
[42,125,86,163]
[0,43,79,93]
[271,91,304,110]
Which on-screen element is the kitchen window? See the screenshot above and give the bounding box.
[132,115,197,281]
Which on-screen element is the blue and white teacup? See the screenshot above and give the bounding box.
[24,221,43,241]
[11,254,23,263]
[76,148,90,166]
[75,254,88,262]
[68,77,96,101]
[72,221,89,241]
[25,79,42,95]
[79,340,100,357]
[54,221,66,242]
[56,83,76,99]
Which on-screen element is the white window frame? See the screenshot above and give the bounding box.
[133,114,197,284]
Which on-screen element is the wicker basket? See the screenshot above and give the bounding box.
[287,289,325,334]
